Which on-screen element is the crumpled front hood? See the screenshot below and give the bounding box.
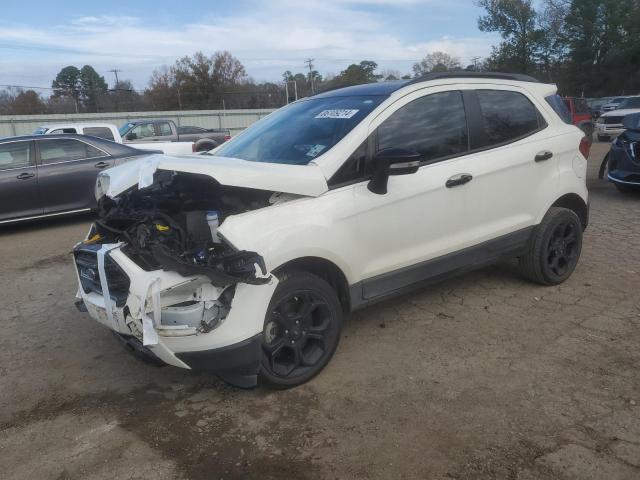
[103,154,329,198]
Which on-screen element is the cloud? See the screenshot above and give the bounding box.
[0,1,496,89]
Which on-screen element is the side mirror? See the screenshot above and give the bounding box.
[126,132,137,140]
[623,112,640,131]
[367,148,421,195]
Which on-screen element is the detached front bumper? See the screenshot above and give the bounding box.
[73,242,277,388]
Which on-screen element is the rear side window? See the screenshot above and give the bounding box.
[38,139,105,164]
[545,94,572,124]
[0,141,31,170]
[477,90,542,145]
[377,90,469,163]
[158,122,172,136]
[84,127,114,141]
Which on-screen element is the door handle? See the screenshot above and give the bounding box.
[94,161,110,169]
[535,150,553,162]
[16,172,35,180]
[446,173,473,188]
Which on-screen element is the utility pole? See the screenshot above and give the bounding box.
[109,68,122,112]
[304,58,315,95]
[470,57,481,72]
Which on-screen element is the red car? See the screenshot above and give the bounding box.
[563,97,592,125]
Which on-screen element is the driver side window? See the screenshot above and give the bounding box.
[131,123,156,139]
[377,90,469,164]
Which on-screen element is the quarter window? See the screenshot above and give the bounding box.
[158,122,172,136]
[0,141,31,170]
[477,90,542,145]
[377,91,469,163]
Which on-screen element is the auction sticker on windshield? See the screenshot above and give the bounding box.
[315,109,359,119]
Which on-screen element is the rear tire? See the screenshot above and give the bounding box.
[519,207,583,286]
[259,270,343,389]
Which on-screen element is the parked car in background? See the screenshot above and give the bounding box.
[75,72,589,389]
[119,119,231,152]
[563,97,591,125]
[595,96,640,141]
[0,134,160,224]
[34,123,195,155]
[586,97,611,119]
[606,112,640,192]
[601,96,630,112]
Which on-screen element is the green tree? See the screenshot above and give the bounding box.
[561,0,640,95]
[79,65,108,112]
[52,66,81,112]
[326,61,380,90]
[477,0,545,74]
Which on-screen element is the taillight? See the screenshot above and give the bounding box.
[579,136,591,159]
[223,134,231,142]
[191,143,196,152]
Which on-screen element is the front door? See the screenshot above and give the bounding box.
[0,140,41,222]
[348,90,474,299]
[36,138,115,213]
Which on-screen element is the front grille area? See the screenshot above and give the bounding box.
[75,245,130,307]
[605,116,624,125]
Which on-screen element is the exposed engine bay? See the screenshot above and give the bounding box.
[90,171,276,287]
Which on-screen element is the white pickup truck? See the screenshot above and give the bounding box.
[33,123,195,155]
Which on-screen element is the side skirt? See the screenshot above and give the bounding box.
[350,227,534,311]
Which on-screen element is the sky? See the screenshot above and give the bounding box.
[0,0,500,92]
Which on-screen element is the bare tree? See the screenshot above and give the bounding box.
[413,52,462,77]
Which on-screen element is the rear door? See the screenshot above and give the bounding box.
[461,87,559,244]
[0,140,41,221]
[35,138,115,213]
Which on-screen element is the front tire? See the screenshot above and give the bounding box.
[519,207,583,286]
[259,270,343,389]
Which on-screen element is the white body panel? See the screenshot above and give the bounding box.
[77,76,589,367]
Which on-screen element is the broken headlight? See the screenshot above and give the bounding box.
[95,173,110,201]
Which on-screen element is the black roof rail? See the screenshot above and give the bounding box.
[408,71,541,85]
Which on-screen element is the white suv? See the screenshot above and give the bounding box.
[75,73,590,389]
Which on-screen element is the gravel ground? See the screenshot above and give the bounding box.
[0,142,638,480]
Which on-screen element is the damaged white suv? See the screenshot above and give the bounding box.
[74,73,590,389]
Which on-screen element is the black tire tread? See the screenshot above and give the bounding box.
[258,269,343,390]
[519,207,582,286]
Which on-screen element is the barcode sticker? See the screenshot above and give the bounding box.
[315,109,359,119]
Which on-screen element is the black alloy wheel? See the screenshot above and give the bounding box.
[545,221,580,279]
[260,271,342,389]
[519,207,583,286]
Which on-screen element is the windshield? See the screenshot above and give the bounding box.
[213,95,386,165]
[119,123,135,136]
[612,97,628,104]
[33,127,48,135]
[618,97,640,109]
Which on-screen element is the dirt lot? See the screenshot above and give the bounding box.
[0,143,639,480]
